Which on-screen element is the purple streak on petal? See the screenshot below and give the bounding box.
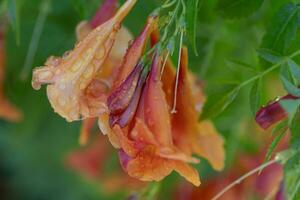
[109,68,147,128]
[118,148,131,170]
[108,63,143,115]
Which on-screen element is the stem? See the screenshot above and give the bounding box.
[20,0,50,80]
[171,29,184,114]
[212,159,277,200]
[236,49,300,90]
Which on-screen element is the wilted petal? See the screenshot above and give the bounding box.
[108,63,143,115]
[32,0,136,122]
[113,16,158,88]
[109,70,146,128]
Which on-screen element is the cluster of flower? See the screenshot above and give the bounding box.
[31,0,225,186]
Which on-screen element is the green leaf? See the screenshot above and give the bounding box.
[261,3,300,54]
[284,150,300,199]
[280,99,300,124]
[186,0,201,55]
[256,48,282,64]
[249,78,262,115]
[227,58,258,72]
[201,87,239,119]
[217,0,264,19]
[288,59,300,84]
[7,0,21,44]
[281,75,300,97]
[265,125,287,162]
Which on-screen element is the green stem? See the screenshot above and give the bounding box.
[237,49,300,90]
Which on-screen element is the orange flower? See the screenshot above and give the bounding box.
[100,19,224,186]
[0,24,22,122]
[165,47,224,171]
[112,53,201,186]
[74,0,133,145]
[32,0,136,122]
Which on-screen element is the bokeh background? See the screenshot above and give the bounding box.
[0,0,298,199]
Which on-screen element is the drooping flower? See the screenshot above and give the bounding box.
[74,0,133,145]
[0,22,22,122]
[111,53,201,186]
[32,0,136,122]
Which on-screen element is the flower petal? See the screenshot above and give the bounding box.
[113,16,158,88]
[194,121,225,171]
[32,0,137,122]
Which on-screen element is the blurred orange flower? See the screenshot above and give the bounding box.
[0,23,22,122]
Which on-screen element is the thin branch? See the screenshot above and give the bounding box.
[211,159,277,200]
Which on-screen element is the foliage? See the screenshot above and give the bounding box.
[1,0,300,199]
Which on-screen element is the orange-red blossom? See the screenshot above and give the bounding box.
[31,0,225,186]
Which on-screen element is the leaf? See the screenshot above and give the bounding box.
[281,75,300,97]
[249,78,262,115]
[217,0,264,19]
[261,3,300,54]
[280,99,300,124]
[288,59,300,84]
[201,87,239,119]
[7,0,21,44]
[256,48,282,64]
[227,58,258,72]
[265,125,287,162]
[186,0,201,55]
[284,150,300,200]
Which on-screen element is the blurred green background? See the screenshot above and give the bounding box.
[0,0,299,199]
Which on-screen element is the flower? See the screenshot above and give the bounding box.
[112,53,201,186]
[0,23,22,122]
[74,0,133,145]
[166,47,224,171]
[255,94,298,129]
[32,0,136,122]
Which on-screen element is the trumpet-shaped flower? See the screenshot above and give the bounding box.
[32,0,136,122]
[112,54,201,186]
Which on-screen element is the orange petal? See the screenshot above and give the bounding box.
[121,145,200,186]
[171,47,225,171]
[194,121,225,171]
[32,0,136,122]
[143,53,173,146]
[79,118,97,146]
[113,16,158,88]
[98,113,120,148]
[172,160,201,186]
[0,97,22,122]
